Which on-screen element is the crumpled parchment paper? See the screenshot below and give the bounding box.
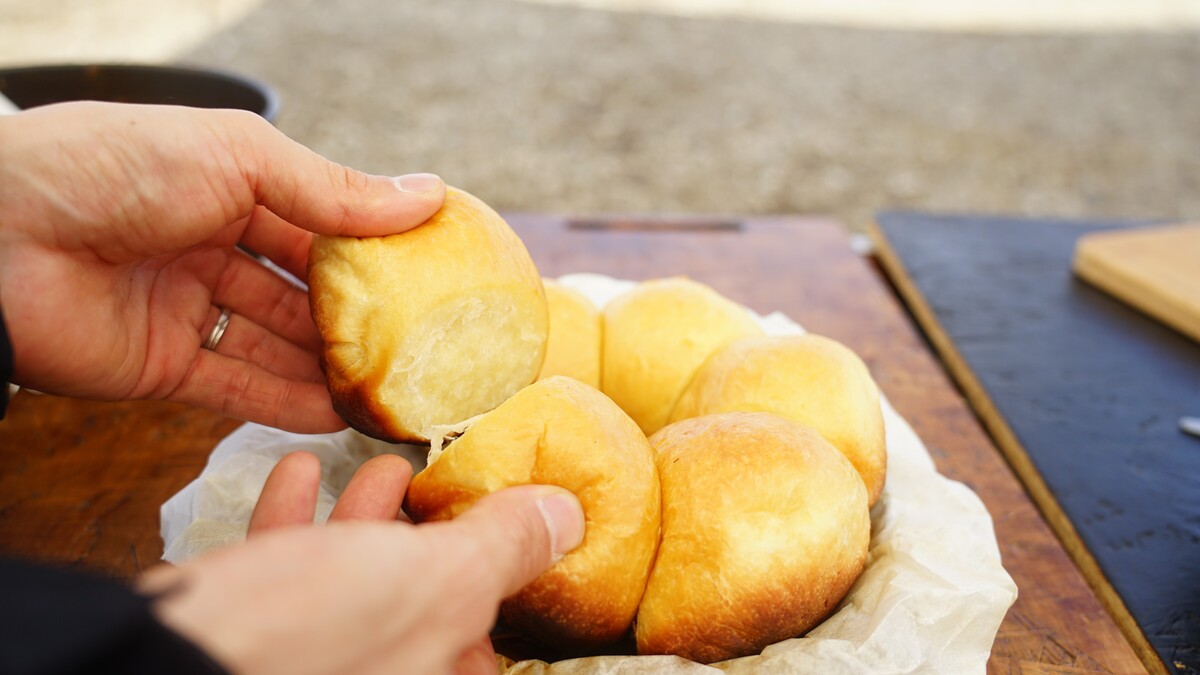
[161,273,1018,674]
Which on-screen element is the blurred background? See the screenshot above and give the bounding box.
[3,0,1199,232]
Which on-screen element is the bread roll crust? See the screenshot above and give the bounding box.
[670,334,887,506]
[308,187,548,443]
[636,412,869,663]
[537,280,602,388]
[601,277,763,436]
[406,376,661,647]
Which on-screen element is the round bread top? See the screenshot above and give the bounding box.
[636,412,870,663]
[670,334,887,506]
[602,277,763,435]
[537,279,601,388]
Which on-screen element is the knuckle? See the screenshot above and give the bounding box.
[268,381,297,429]
[323,163,374,234]
[488,498,552,584]
[244,327,279,367]
[221,108,270,133]
[505,505,549,554]
[281,289,312,335]
[424,493,556,602]
[219,367,256,417]
[326,162,371,198]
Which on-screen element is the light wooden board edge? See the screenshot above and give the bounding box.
[1073,234,1200,345]
[868,220,1167,675]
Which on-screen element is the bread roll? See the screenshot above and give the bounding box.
[308,187,548,443]
[636,412,869,663]
[602,277,762,435]
[406,376,660,648]
[669,334,887,506]
[536,280,601,388]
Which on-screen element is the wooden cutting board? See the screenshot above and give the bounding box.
[1073,223,1200,343]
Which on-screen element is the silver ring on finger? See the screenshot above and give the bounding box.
[204,307,234,351]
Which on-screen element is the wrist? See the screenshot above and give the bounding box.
[138,565,232,674]
[140,565,241,673]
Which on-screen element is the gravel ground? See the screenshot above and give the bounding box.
[184,0,1200,231]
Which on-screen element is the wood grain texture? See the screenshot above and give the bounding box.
[872,213,1199,675]
[0,215,1144,672]
[1074,222,1200,344]
[0,396,238,578]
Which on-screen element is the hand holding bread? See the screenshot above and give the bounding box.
[307,192,887,664]
[142,436,586,675]
[407,376,660,648]
[308,187,548,443]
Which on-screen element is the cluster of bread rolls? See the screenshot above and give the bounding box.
[537,275,886,507]
[308,189,885,664]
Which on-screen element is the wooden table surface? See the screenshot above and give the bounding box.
[0,215,1145,673]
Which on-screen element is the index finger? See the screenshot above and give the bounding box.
[329,454,414,523]
[248,451,321,535]
[239,205,313,283]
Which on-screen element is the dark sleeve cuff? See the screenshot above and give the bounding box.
[0,559,228,675]
[0,299,12,420]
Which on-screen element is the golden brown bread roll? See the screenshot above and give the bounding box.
[308,187,548,443]
[601,277,763,435]
[405,376,660,648]
[536,279,601,388]
[669,334,887,506]
[636,412,870,663]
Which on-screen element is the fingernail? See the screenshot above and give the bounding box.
[536,489,585,563]
[392,172,444,194]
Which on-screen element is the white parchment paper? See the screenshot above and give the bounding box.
[161,273,1017,674]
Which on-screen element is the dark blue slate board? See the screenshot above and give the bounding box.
[875,213,1200,673]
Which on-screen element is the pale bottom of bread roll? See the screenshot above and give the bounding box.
[310,186,549,443]
[341,290,545,441]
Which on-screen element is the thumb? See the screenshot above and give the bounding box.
[447,485,586,599]
[232,113,446,237]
